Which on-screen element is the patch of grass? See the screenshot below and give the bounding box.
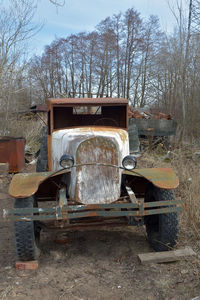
[7,116,44,153]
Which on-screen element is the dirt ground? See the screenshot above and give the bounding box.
[0,167,200,300]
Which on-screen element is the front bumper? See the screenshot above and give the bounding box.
[3,187,184,222]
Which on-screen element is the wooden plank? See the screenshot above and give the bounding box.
[15,261,39,270]
[138,247,196,264]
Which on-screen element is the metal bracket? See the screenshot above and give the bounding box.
[55,187,68,220]
[125,186,138,204]
[125,185,144,224]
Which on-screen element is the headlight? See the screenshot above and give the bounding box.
[60,154,74,168]
[122,155,137,170]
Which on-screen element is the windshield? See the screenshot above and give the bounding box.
[73,106,101,115]
[52,105,127,130]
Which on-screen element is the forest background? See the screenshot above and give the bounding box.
[0,0,200,139]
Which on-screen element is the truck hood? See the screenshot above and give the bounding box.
[51,127,129,171]
[51,127,129,204]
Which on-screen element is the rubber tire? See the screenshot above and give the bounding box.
[145,184,178,251]
[36,126,48,172]
[14,197,40,261]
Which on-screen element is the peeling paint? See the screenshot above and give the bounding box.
[52,127,129,204]
[76,137,119,204]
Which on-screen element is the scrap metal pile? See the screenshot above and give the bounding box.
[129,108,172,120]
[128,108,177,151]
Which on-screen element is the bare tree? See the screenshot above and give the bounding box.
[0,0,41,135]
[122,8,143,100]
[26,2,200,139]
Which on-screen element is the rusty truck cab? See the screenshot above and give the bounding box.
[46,98,129,171]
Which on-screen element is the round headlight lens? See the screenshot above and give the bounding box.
[60,154,74,168]
[122,155,137,170]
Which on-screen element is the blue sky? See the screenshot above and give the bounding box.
[31,0,188,55]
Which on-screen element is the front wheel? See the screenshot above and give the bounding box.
[14,197,41,261]
[145,184,178,251]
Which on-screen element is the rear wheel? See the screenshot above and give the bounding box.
[145,184,178,251]
[14,196,40,261]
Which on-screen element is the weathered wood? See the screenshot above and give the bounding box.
[15,260,39,270]
[138,247,196,264]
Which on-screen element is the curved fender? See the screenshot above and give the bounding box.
[123,168,179,189]
[9,169,71,198]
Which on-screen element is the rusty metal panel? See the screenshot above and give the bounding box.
[75,136,119,204]
[123,168,179,189]
[0,137,25,173]
[47,98,128,107]
[3,198,185,222]
[133,119,177,137]
[9,169,71,198]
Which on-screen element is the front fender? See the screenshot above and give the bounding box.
[9,167,178,199]
[122,168,179,189]
[9,169,71,198]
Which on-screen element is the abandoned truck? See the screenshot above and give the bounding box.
[3,98,184,261]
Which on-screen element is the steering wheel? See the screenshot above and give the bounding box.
[93,118,118,127]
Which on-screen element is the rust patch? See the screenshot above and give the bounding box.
[123,168,179,189]
[9,169,71,198]
[47,97,128,106]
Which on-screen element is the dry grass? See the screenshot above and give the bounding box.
[6,116,44,153]
[171,147,200,245]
